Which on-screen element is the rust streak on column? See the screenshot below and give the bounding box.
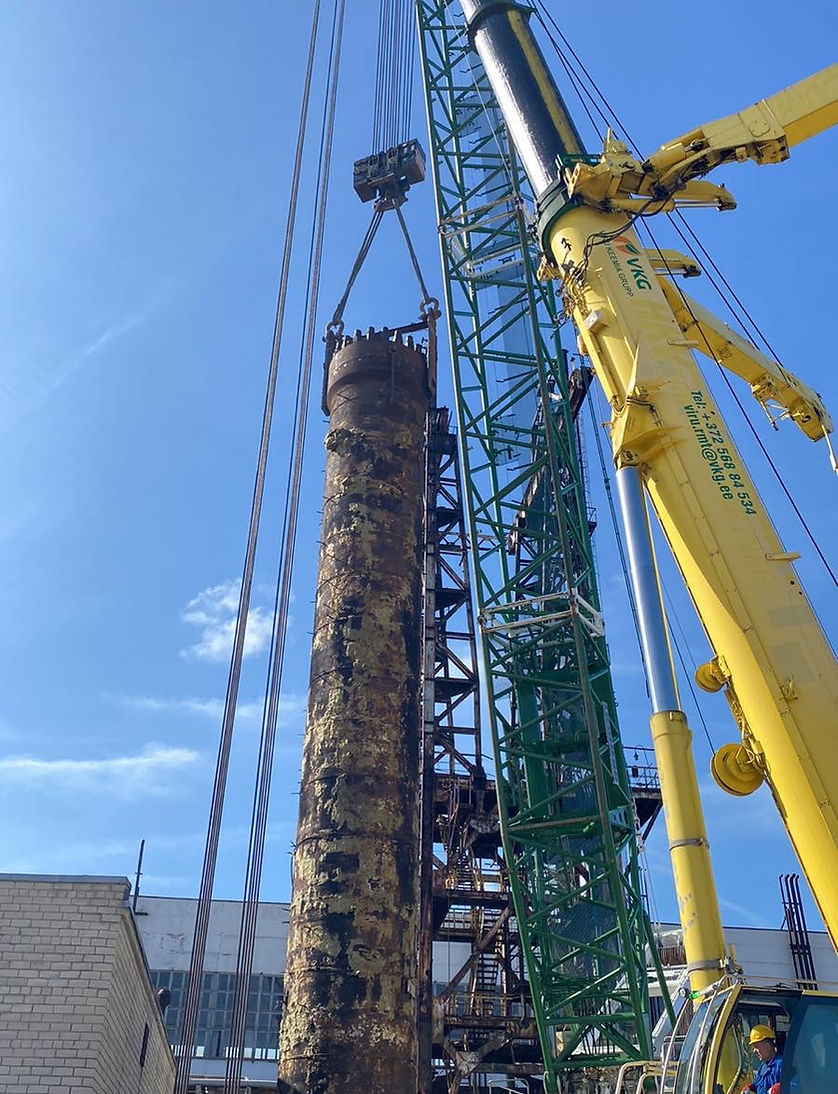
[278,327,429,1094]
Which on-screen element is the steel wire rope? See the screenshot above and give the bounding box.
[533,11,606,144]
[171,5,325,1093]
[377,0,387,148]
[223,1,348,1087]
[532,4,837,588]
[372,0,415,151]
[390,0,401,142]
[388,0,399,145]
[399,0,409,138]
[327,178,436,335]
[394,0,405,141]
[397,0,411,140]
[372,0,388,150]
[392,0,401,143]
[394,204,436,308]
[400,0,414,139]
[533,1,632,146]
[381,0,393,145]
[666,213,782,358]
[327,208,385,333]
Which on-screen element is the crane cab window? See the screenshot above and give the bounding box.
[782,996,838,1094]
[707,991,838,1094]
[673,990,732,1094]
[708,993,794,1094]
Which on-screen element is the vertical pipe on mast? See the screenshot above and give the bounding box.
[278,328,429,1094]
[616,469,680,715]
[616,468,727,991]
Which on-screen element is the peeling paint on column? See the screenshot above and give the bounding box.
[278,329,429,1094]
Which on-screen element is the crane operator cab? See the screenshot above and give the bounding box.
[665,982,838,1094]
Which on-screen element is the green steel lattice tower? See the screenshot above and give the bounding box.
[416,3,657,1087]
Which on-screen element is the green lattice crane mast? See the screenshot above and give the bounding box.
[416,4,666,1089]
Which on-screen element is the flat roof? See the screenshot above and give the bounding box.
[0,873,130,885]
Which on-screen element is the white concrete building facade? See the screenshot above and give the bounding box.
[136,895,290,1089]
[135,894,838,1092]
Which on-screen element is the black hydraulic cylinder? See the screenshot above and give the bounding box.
[278,328,430,1094]
[460,0,586,196]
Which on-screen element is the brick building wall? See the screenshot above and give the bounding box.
[0,874,174,1094]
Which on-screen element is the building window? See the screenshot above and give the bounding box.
[151,970,283,1061]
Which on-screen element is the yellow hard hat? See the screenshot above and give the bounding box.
[749,1025,776,1045]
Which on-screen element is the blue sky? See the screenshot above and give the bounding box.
[1,1,836,941]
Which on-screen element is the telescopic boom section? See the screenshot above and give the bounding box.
[460,0,838,967]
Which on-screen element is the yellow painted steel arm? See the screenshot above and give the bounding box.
[548,205,838,946]
[566,64,838,212]
[648,63,838,177]
[657,275,834,443]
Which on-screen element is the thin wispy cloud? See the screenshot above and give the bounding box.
[179,579,273,663]
[0,287,171,438]
[720,896,771,929]
[109,692,307,727]
[0,744,199,798]
[113,694,261,722]
[0,829,209,878]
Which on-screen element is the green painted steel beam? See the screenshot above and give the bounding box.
[416,3,656,1089]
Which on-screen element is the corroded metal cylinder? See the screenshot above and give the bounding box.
[278,328,429,1094]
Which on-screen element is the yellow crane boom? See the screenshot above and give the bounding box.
[542,65,838,946]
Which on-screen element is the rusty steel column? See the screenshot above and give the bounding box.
[278,328,429,1094]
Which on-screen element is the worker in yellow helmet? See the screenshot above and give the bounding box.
[742,1025,783,1094]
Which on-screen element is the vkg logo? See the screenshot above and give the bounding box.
[613,235,652,290]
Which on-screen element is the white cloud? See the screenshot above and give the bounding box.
[119,694,225,717]
[0,744,199,798]
[114,694,259,722]
[179,580,273,663]
[110,692,307,729]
